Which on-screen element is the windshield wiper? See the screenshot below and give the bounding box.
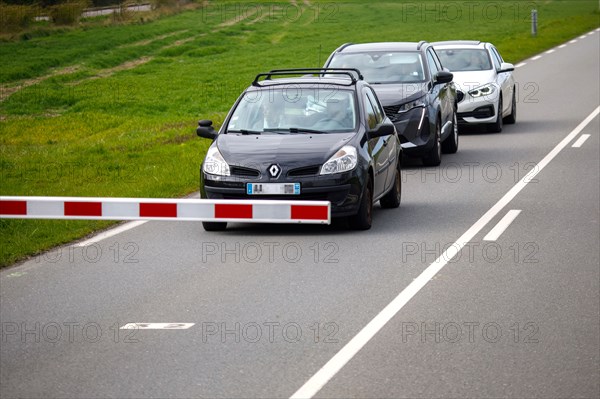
[227,129,262,135]
[287,127,327,134]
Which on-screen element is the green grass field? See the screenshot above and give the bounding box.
[1,0,599,267]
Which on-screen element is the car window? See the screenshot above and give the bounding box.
[363,92,378,130]
[426,49,440,78]
[227,87,357,133]
[436,49,493,72]
[328,51,426,84]
[365,88,384,124]
[490,46,504,67]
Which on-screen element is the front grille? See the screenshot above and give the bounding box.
[230,166,260,178]
[221,193,330,201]
[456,90,464,103]
[383,105,401,115]
[288,165,320,177]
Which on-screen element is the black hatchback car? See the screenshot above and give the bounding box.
[196,68,402,231]
[324,41,458,166]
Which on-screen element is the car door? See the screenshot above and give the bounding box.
[426,48,453,137]
[490,45,514,116]
[364,88,393,198]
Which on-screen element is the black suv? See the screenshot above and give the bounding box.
[196,68,402,231]
[324,41,458,166]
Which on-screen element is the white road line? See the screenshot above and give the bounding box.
[569,39,578,44]
[572,134,591,148]
[531,55,542,61]
[516,62,527,68]
[120,323,195,329]
[289,106,600,399]
[483,210,522,241]
[73,220,147,247]
[559,44,567,49]
[545,49,555,54]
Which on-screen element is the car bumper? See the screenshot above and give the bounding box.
[457,91,499,124]
[388,106,433,156]
[201,170,365,217]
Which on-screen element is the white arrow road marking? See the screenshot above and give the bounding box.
[572,134,591,148]
[120,323,195,330]
[483,210,522,241]
[290,106,599,399]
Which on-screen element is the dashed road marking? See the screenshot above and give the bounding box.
[572,134,591,148]
[483,210,522,241]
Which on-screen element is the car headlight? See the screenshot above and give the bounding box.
[398,97,426,113]
[320,145,357,175]
[203,145,230,176]
[468,83,496,98]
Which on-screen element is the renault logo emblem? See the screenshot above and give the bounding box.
[268,164,281,178]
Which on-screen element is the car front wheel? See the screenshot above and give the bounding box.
[442,108,459,154]
[504,90,517,124]
[202,221,227,231]
[380,165,401,209]
[487,97,503,133]
[422,120,442,166]
[349,175,373,230]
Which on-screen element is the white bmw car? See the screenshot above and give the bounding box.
[433,41,516,132]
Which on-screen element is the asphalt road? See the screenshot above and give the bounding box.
[1,30,599,398]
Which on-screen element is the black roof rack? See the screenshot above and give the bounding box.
[417,40,429,50]
[252,68,364,87]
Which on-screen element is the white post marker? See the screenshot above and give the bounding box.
[0,196,331,225]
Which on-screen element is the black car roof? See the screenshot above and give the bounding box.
[336,41,429,53]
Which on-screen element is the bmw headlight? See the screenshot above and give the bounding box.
[320,145,357,175]
[398,96,426,113]
[203,145,230,176]
[468,83,496,98]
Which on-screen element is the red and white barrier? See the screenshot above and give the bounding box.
[0,196,331,224]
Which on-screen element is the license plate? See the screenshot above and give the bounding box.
[247,183,300,195]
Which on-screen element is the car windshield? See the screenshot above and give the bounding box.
[436,49,493,71]
[328,51,426,84]
[226,86,357,133]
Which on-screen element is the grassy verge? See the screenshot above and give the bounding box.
[1,0,599,267]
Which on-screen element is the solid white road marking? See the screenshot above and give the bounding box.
[289,106,600,399]
[120,323,195,329]
[572,134,591,148]
[516,62,527,68]
[531,55,542,61]
[483,210,522,241]
[74,220,148,247]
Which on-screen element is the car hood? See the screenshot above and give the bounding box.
[370,82,429,106]
[449,70,496,92]
[216,132,354,168]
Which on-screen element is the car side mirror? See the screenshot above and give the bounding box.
[498,62,515,73]
[197,120,217,140]
[368,123,396,139]
[434,70,453,85]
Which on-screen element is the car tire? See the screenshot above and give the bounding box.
[202,221,227,231]
[380,165,401,209]
[504,90,517,124]
[422,119,442,166]
[349,174,373,230]
[442,108,459,154]
[487,97,503,133]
